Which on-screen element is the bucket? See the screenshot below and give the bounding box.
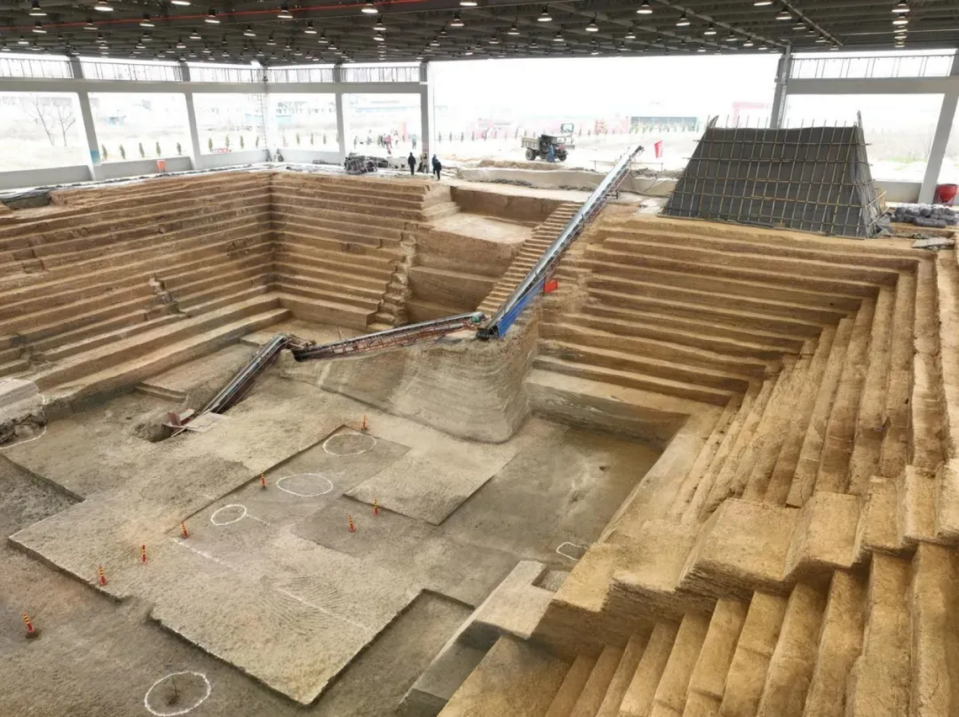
[936,183,958,205]
[156,159,167,173]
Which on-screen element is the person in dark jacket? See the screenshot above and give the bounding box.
[407,152,416,177]
[432,155,442,180]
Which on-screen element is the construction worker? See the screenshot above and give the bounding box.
[417,151,428,173]
[432,154,442,180]
[407,152,416,177]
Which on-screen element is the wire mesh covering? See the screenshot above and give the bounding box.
[663,124,883,239]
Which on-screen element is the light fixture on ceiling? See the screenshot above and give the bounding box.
[743,39,754,47]
[16,34,28,45]
[243,25,255,37]
[205,9,220,24]
[136,41,146,49]
[189,30,202,40]
[140,13,154,28]
[460,0,477,6]
[676,12,690,27]
[361,2,378,14]
[463,47,473,55]
[591,48,599,55]
[1,42,9,52]
[553,30,564,42]
[892,1,909,14]
[637,0,652,15]
[726,33,738,42]
[94,1,113,12]
[758,43,769,50]
[95,32,105,43]
[318,32,328,43]
[278,4,293,20]
[267,33,276,45]
[176,37,186,48]
[815,36,827,43]
[753,1,773,5]
[29,1,46,17]
[171,0,191,5]
[830,44,839,51]
[32,21,46,34]
[429,37,440,46]
[373,19,385,31]
[373,33,384,41]
[704,23,717,36]
[697,45,706,52]
[586,18,599,32]
[776,10,791,20]
[305,20,317,34]
[202,45,211,53]
[892,16,909,25]
[142,32,152,42]
[508,22,519,35]
[793,21,805,30]
[488,35,500,44]
[84,19,96,30]
[450,12,464,27]
[625,28,636,40]
[538,7,551,22]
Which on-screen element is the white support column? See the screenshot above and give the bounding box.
[419,62,436,160]
[770,46,792,130]
[919,53,959,204]
[70,58,102,181]
[334,65,347,163]
[179,63,203,170]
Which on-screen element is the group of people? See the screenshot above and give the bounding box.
[354,129,418,157]
[408,152,442,180]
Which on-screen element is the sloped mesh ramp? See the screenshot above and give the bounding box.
[663,125,884,238]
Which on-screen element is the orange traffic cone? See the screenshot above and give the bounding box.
[260,473,267,490]
[180,522,189,539]
[22,612,38,639]
[140,544,147,564]
[348,515,355,532]
[97,565,106,586]
[373,500,379,516]
[361,415,368,432]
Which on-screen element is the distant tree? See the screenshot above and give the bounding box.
[255,136,261,148]
[310,132,314,145]
[240,135,245,149]
[138,142,145,158]
[176,142,182,155]
[296,132,301,145]
[155,141,162,157]
[460,131,464,142]
[120,144,126,160]
[101,144,108,161]
[19,94,76,147]
[323,133,327,145]
[208,137,214,152]
[225,136,231,150]
[471,131,475,141]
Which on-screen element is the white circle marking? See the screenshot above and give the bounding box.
[210,504,247,526]
[276,473,334,498]
[322,431,376,457]
[143,671,211,716]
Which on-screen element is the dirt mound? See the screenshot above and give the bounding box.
[476,159,575,172]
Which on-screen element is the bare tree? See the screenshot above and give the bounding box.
[19,94,76,147]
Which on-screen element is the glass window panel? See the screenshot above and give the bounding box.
[89,93,191,162]
[271,94,337,149]
[345,93,421,156]
[0,92,88,171]
[193,93,266,154]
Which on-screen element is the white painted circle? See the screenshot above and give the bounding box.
[210,504,247,526]
[322,431,376,457]
[143,671,211,716]
[276,473,334,498]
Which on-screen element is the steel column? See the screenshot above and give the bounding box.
[770,47,793,129]
[919,53,959,204]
